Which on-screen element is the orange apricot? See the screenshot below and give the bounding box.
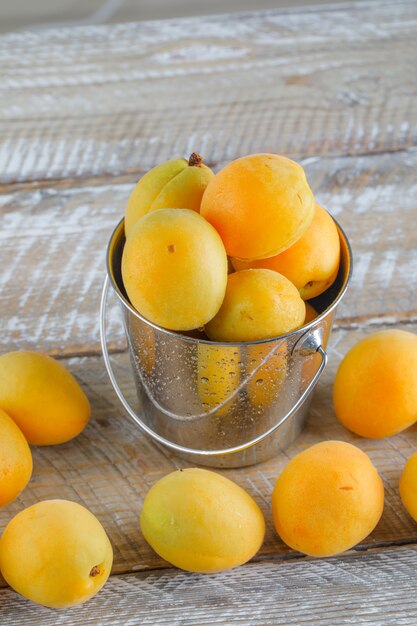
[205,269,305,342]
[232,204,340,300]
[200,154,314,260]
[0,408,32,507]
[272,441,384,557]
[333,330,417,438]
[304,302,318,324]
[246,343,287,408]
[400,451,417,523]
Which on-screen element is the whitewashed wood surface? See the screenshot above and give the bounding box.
[1,1,417,624]
[0,0,416,184]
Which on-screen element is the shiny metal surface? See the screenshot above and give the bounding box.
[101,217,352,468]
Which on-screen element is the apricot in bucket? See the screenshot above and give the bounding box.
[200,153,315,260]
[125,152,213,237]
[205,269,305,342]
[122,209,228,331]
[233,204,340,300]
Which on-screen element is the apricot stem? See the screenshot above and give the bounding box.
[89,565,101,577]
[188,152,204,167]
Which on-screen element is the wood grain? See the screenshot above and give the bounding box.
[1,149,416,355]
[2,545,417,625]
[0,0,416,184]
[1,323,417,587]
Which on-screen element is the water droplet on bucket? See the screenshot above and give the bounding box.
[200,377,209,384]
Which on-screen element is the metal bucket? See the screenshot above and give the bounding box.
[100,217,352,468]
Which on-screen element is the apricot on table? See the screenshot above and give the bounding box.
[232,204,340,300]
[0,500,113,608]
[200,153,315,260]
[205,269,305,342]
[400,451,417,523]
[0,408,32,507]
[272,441,384,557]
[122,208,228,331]
[140,468,265,572]
[333,329,417,438]
[125,152,213,238]
[0,351,90,445]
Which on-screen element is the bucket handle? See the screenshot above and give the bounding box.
[100,275,328,458]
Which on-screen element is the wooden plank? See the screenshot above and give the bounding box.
[0,0,416,184]
[2,545,417,625]
[1,150,416,355]
[1,323,417,586]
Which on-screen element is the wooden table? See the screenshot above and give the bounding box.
[1,0,417,623]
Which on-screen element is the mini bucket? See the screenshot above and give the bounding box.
[100,217,352,468]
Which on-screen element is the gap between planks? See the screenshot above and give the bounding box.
[0,528,416,591]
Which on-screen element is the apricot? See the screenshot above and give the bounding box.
[272,441,384,557]
[140,468,265,572]
[246,343,287,408]
[0,351,90,445]
[304,302,318,324]
[197,345,240,414]
[399,451,417,522]
[200,153,314,260]
[333,330,417,438]
[205,269,305,342]
[125,152,213,238]
[0,500,113,608]
[122,209,228,331]
[232,205,340,300]
[0,408,32,507]
[131,317,156,374]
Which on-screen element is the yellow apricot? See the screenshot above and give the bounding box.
[400,451,417,522]
[246,343,287,408]
[333,330,417,438]
[130,316,156,374]
[197,345,240,415]
[0,408,32,507]
[205,269,305,342]
[272,441,384,557]
[122,209,228,331]
[125,152,213,237]
[200,153,314,260]
[304,302,318,324]
[0,500,113,608]
[232,205,340,300]
[0,351,90,445]
[140,468,265,573]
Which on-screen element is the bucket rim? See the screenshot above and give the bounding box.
[106,215,352,347]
